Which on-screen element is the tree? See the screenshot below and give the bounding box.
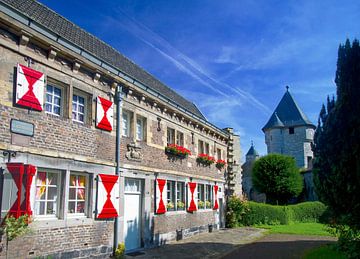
[252,154,303,205]
[312,39,360,230]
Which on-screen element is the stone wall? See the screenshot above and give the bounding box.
[0,222,113,259]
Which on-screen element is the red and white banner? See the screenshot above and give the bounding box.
[16,64,45,111]
[96,96,114,131]
[96,174,119,219]
[213,185,219,210]
[187,182,197,212]
[155,178,167,214]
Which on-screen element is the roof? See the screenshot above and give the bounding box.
[246,145,259,157]
[262,88,315,131]
[0,0,206,120]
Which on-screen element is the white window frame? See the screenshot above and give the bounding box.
[205,142,210,155]
[205,185,213,209]
[166,180,176,211]
[176,131,184,146]
[176,181,185,211]
[67,173,88,217]
[34,169,61,219]
[198,140,204,154]
[136,115,146,141]
[45,84,62,116]
[122,110,132,137]
[197,184,205,210]
[72,93,86,123]
[217,148,222,160]
[167,127,175,145]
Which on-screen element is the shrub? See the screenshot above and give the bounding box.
[227,198,328,227]
[4,214,31,241]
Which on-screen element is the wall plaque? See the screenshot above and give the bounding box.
[10,119,34,137]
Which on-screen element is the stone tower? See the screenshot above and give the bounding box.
[262,87,316,169]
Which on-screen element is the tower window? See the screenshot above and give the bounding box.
[289,127,295,134]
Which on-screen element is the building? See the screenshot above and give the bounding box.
[0,1,240,258]
[262,86,316,169]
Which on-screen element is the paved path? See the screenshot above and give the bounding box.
[126,228,337,259]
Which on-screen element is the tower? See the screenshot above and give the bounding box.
[262,87,316,169]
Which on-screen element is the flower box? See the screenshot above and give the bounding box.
[216,159,226,170]
[196,153,215,166]
[165,144,191,158]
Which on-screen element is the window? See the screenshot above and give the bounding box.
[68,174,87,215]
[176,182,185,210]
[205,185,213,209]
[35,171,60,217]
[72,94,85,123]
[197,184,205,209]
[176,131,184,146]
[289,127,295,134]
[217,148,222,160]
[136,116,146,141]
[167,128,175,145]
[198,140,204,154]
[166,181,176,211]
[205,142,210,155]
[45,85,62,116]
[122,110,132,137]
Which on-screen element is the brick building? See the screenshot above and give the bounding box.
[0,1,240,258]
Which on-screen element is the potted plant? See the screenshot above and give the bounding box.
[165,144,191,158]
[167,201,175,211]
[216,159,226,170]
[205,200,211,208]
[198,200,205,209]
[177,201,185,210]
[196,154,215,166]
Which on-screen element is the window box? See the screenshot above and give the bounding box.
[197,153,215,166]
[215,159,226,170]
[165,144,191,158]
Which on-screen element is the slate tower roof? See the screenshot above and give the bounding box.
[1,0,205,120]
[262,87,315,131]
[245,143,259,157]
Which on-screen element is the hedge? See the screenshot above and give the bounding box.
[226,198,327,227]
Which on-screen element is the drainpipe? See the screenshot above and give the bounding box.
[113,84,122,256]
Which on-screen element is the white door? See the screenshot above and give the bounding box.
[123,178,142,251]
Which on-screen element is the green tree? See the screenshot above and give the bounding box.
[313,39,360,230]
[252,154,303,205]
[312,39,360,257]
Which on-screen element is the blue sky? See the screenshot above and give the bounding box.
[39,0,359,161]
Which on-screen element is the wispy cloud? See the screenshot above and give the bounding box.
[102,10,271,116]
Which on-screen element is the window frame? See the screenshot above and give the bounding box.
[217,148,222,160]
[167,127,175,145]
[72,93,86,124]
[176,131,184,146]
[197,184,205,210]
[45,84,63,116]
[136,115,146,141]
[34,169,61,219]
[122,110,132,137]
[67,172,88,217]
[166,180,176,211]
[198,140,204,154]
[205,185,213,209]
[176,181,185,211]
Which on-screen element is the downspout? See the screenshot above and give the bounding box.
[113,84,122,256]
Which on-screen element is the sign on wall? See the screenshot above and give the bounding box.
[10,119,34,137]
[16,64,45,111]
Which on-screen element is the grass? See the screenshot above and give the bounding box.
[255,222,334,236]
[302,244,347,259]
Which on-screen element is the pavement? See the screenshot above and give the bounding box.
[125,228,337,259]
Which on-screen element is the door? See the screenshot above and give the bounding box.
[123,178,142,251]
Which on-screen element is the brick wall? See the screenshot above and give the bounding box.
[0,222,113,259]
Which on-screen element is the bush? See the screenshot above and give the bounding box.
[227,197,327,227]
[114,243,125,259]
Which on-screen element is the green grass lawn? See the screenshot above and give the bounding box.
[302,244,347,259]
[255,222,333,236]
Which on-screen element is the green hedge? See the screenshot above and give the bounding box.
[227,198,327,227]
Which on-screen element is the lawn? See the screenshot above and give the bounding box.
[255,222,333,236]
[302,244,347,259]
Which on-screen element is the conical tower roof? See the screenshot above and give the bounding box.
[246,142,259,156]
[262,87,315,131]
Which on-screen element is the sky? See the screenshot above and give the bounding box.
[39,0,359,162]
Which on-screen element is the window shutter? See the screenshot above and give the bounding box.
[155,178,167,214]
[16,64,45,111]
[213,185,219,210]
[187,182,197,212]
[96,96,114,131]
[96,174,119,219]
[4,163,36,218]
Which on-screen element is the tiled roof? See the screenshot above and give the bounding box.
[1,0,206,119]
[262,89,315,131]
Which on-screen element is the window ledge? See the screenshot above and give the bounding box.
[31,217,94,229]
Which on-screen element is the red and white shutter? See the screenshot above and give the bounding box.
[155,178,167,214]
[96,96,114,131]
[16,64,45,111]
[96,174,120,219]
[187,182,197,212]
[213,185,219,210]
